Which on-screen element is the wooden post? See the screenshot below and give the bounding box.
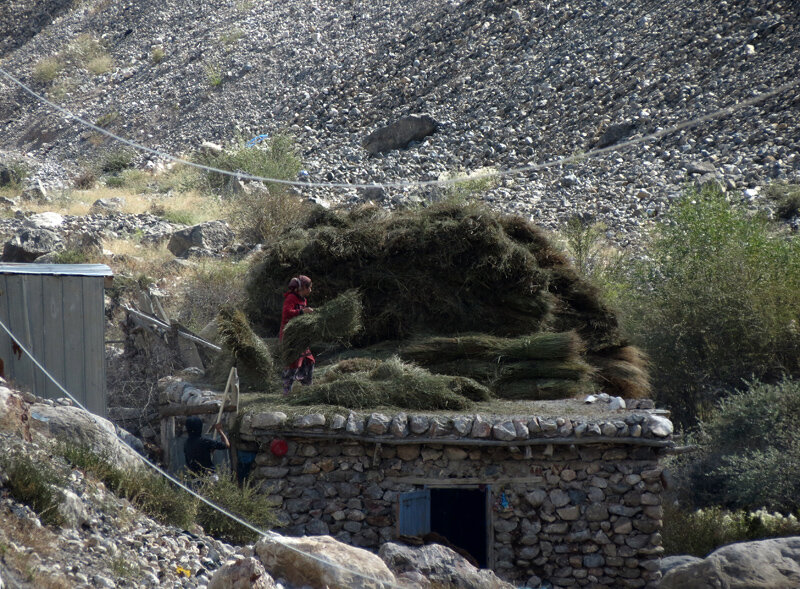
[160,416,175,470]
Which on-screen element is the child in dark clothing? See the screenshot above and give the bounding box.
[279,275,316,395]
[183,416,230,474]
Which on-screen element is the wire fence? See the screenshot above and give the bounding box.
[1,65,797,191]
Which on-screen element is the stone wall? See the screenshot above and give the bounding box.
[237,407,673,589]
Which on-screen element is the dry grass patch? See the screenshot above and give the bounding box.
[103,239,179,279]
[0,507,69,589]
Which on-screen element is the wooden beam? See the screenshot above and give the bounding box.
[261,430,674,449]
[159,403,238,417]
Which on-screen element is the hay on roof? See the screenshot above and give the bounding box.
[279,289,363,365]
[591,346,652,398]
[291,357,478,410]
[493,378,589,401]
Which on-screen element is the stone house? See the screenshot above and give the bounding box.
[232,400,674,589]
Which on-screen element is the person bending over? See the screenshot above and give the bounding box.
[184,416,230,474]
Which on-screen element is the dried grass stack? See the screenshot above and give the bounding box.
[279,289,363,365]
[212,306,274,390]
[291,357,483,410]
[246,202,651,399]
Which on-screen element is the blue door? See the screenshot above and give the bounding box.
[397,489,431,536]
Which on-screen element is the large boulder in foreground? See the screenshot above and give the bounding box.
[255,533,397,589]
[379,542,514,589]
[363,115,437,154]
[659,537,800,589]
[28,403,142,470]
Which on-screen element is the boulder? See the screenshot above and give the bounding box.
[57,489,90,529]
[378,542,514,589]
[24,212,64,229]
[28,404,142,470]
[363,115,437,155]
[208,557,277,589]
[90,198,126,215]
[595,122,637,148]
[255,533,397,589]
[167,220,235,257]
[2,227,63,262]
[0,386,31,440]
[659,537,800,589]
[660,555,703,576]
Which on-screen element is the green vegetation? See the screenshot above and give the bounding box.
[0,160,29,195]
[220,28,245,46]
[292,356,477,410]
[205,62,224,87]
[57,442,196,529]
[52,249,91,264]
[87,55,114,75]
[436,166,498,202]
[176,261,249,332]
[662,504,800,557]
[194,465,277,544]
[100,149,136,174]
[0,451,65,526]
[32,57,64,83]
[215,305,275,384]
[618,184,800,424]
[151,47,165,64]
[95,111,119,128]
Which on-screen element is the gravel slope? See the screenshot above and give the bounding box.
[1,0,799,243]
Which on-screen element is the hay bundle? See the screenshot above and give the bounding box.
[279,289,363,365]
[291,357,478,410]
[493,378,589,400]
[591,346,651,398]
[401,331,583,364]
[217,306,274,378]
[209,306,275,391]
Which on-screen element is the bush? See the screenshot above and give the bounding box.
[195,134,302,195]
[0,161,29,191]
[87,55,113,75]
[176,260,248,332]
[101,149,136,174]
[194,466,278,544]
[32,57,64,83]
[205,62,223,87]
[0,450,65,526]
[662,503,800,557]
[151,47,165,64]
[73,168,97,189]
[683,379,800,514]
[620,185,800,424]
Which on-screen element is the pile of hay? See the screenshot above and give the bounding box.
[211,306,275,390]
[279,289,363,365]
[290,357,486,410]
[246,202,650,399]
[401,331,595,400]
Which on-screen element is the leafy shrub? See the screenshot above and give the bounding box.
[683,379,800,513]
[0,450,65,526]
[0,161,29,191]
[195,135,301,195]
[620,185,800,424]
[52,249,91,264]
[194,466,277,544]
[100,149,136,174]
[151,47,165,64]
[662,503,800,557]
[32,57,64,83]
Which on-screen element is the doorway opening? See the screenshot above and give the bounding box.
[430,487,488,567]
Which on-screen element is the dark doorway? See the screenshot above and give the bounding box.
[430,487,487,567]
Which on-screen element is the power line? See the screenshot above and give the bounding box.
[0,316,404,588]
[0,65,797,191]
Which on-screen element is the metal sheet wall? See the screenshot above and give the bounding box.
[0,273,106,416]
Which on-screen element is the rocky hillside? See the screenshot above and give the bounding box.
[1,0,799,242]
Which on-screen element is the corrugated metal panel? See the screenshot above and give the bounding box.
[0,263,112,277]
[397,489,431,536]
[0,271,107,416]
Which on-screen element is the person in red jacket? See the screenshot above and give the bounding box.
[279,275,316,395]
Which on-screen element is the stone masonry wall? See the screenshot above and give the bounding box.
[237,408,672,589]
